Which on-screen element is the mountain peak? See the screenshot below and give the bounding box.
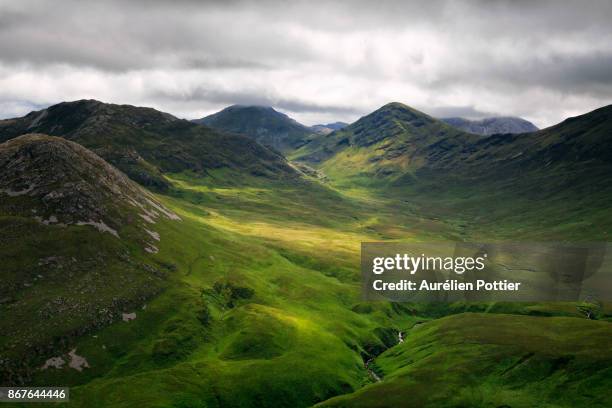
[219,104,293,121]
[195,104,313,153]
[0,133,179,232]
[294,101,467,166]
[17,100,178,136]
[346,102,438,139]
[377,102,432,116]
[380,101,411,109]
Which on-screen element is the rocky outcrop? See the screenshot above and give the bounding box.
[0,133,179,237]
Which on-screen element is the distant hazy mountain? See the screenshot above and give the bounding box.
[441,116,538,135]
[311,122,349,135]
[0,100,296,190]
[194,105,314,154]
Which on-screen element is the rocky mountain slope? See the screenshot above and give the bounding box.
[0,100,296,191]
[194,105,314,153]
[0,134,180,384]
[441,116,538,135]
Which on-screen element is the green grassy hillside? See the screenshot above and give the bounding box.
[291,102,476,186]
[0,134,182,385]
[318,313,612,408]
[1,101,611,408]
[293,103,612,240]
[4,162,608,407]
[1,156,425,406]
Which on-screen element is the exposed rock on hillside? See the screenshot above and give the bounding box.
[0,134,179,237]
[0,134,180,385]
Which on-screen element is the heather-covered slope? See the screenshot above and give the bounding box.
[393,105,612,239]
[291,102,612,239]
[295,102,612,188]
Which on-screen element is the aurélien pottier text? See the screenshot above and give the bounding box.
[370,254,521,292]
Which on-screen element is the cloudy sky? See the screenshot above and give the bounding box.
[1,0,611,127]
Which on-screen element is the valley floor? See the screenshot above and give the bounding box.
[6,171,612,408]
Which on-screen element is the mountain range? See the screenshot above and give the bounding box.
[194,104,540,157]
[1,98,611,407]
[440,116,538,135]
[0,100,295,192]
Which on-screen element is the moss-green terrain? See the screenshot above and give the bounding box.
[1,101,611,407]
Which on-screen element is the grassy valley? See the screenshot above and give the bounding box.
[1,100,611,407]
[319,313,612,408]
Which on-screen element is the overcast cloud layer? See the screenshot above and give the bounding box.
[1,0,611,127]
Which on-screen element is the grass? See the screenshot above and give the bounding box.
[317,313,612,408]
[3,173,428,407]
[3,163,612,407]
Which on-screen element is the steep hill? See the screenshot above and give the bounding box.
[416,105,612,179]
[293,102,612,238]
[0,100,296,191]
[295,102,612,189]
[292,102,478,185]
[0,136,433,406]
[195,105,314,153]
[441,116,538,135]
[413,105,612,233]
[0,134,181,384]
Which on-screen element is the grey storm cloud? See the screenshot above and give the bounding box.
[430,51,612,96]
[0,0,611,126]
[425,106,496,120]
[152,87,361,116]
